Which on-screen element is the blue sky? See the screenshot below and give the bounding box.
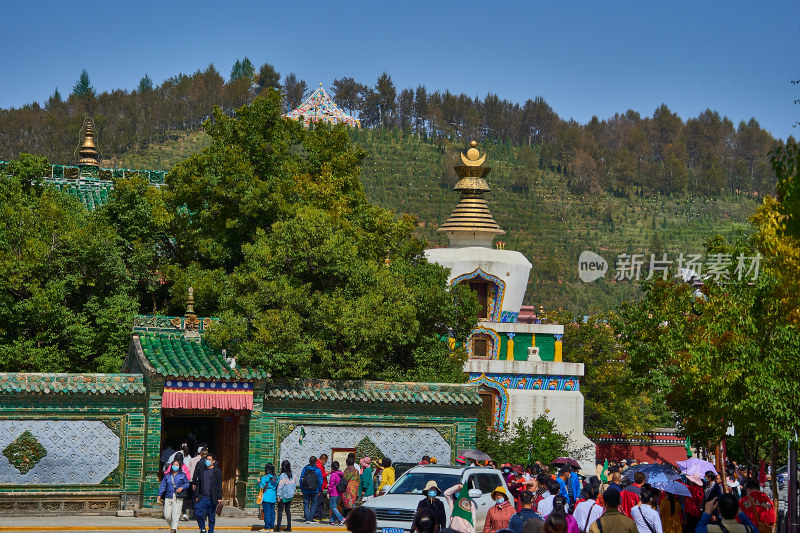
[1,0,798,139]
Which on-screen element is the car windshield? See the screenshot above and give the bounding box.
[388,472,461,495]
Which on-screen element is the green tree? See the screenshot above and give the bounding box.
[165,92,478,380]
[478,415,570,465]
[230,57,255,82]
[72,69,94,97]
[230,59,242,81]
[331,77,365,116]
[615,233,800,465]
[99,174,174,313]
[282,73,307,110]
[137,74,153,93]
[240,57,255,81]
[772,140,800,238]
[551,311,667,438]
[255,63,281,92]
[0,154,138,372]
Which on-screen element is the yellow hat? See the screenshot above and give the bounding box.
[424,480,441,495]
[491,486,508,501]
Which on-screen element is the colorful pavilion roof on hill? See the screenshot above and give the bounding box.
[284,84,360,128]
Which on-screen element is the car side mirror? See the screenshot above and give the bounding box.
[468,489,482,499]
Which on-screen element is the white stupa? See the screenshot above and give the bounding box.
[425,141,595,469]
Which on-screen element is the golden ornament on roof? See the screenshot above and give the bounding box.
[77,118,99,167]
[460,140,487,167]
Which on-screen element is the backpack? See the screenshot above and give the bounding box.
[335,472,348,494]
[302,467,319,492]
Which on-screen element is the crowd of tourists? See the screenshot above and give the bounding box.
[157,441,222,533]
[155,443,777,533]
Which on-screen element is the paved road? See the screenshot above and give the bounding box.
[0,516,342,533]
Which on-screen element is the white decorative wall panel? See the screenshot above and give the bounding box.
[279,425,450,477]
[0,420,120,485]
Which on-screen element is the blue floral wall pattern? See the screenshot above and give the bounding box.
[450,269,506,322]
[468,373,580,392]
[467,327,501,359]
[466,374,508,430]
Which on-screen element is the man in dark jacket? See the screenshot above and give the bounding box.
[193,452,223,533]
[300,456,323,523]
[509,491,542,533]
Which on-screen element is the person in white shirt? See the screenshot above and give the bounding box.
[538,479,569,517]
[632,487,663,533]
[574,486,604,533]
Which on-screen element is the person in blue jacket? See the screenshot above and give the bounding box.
[260,463,279,531]
[158,458,190,533]
[557,468,571,504]
[569,466,582,506]
[300,456,323,523]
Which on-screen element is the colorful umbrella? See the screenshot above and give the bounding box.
[654,480,692,496]
[677,458,717,477]
[626,464,681,484]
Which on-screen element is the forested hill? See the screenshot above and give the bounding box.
[0,64,776,311]
[112,127,759,313]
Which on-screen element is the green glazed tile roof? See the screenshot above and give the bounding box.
[0,161,165,212]
[0,373,145,394]
[138,332,267,381]
[266,379,482,405]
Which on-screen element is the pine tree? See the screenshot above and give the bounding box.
[240,57,255,81]
[137,74,153,93]
[230,59,243,81]
[72,69,94,97]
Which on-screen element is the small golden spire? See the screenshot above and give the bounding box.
[437,141,505,247]
[186,287,195,316]
[77,118,99,167]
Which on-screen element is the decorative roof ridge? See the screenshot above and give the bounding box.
[267,378,477,390]
[265,378,481,405]
[0,373,145,395]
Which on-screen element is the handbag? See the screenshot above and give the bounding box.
[171,474,187,498]
[215,501,224,516]
[257,487,264,505]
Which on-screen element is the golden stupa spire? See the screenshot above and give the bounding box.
[77,118,99,167]
[437,141,505,247]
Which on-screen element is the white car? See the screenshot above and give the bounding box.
[362,465,513,533]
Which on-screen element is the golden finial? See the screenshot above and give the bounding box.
[437,140,505,247]
[460,140,487,167]
[184,286,200,335]
[186,287,195,316]
[77,118,99,167]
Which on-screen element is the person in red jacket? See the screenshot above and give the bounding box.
[619,472,646,518]
[739,479,775,533]
[484,486,516,533]
[682,475,704,533]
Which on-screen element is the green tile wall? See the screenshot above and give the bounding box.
[0,393,146,498]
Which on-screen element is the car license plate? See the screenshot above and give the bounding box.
[383,528,404,533]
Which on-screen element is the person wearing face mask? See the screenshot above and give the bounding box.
[414,480,447,530]
[192,452,223,533]
[158,459,190,533]
[501,464,515,484]
[483,486,515,533]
